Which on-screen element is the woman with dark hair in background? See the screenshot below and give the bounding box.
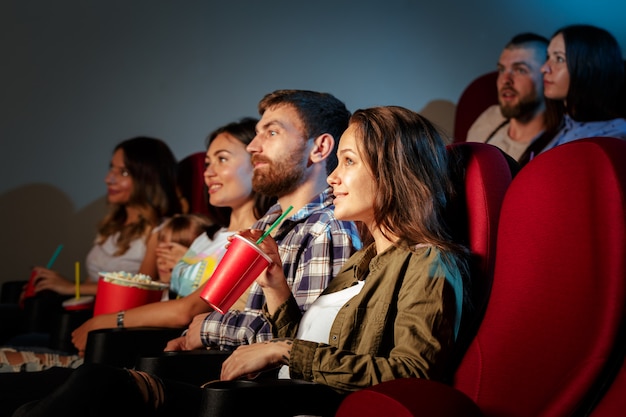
[519,24,626,165]
[28,136,183,296]
[1,137,183,371]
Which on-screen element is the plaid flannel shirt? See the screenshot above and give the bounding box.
[199,187,362,350]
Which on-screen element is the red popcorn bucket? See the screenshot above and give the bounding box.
[93,272,169,316]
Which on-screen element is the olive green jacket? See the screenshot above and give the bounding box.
[266,242,464,394]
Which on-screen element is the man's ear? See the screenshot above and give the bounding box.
[309,133,335,164]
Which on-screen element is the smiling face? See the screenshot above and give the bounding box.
[327,123,377,226]
[497,46,545,118]
[105,149,134,205]
[542,33,570,101]
[204,132,254,210]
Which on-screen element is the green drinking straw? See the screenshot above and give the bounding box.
[46,244,64,269]
[256,205,293,245]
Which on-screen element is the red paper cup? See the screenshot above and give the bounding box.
[200,234,272,314]
[93,274,168,316]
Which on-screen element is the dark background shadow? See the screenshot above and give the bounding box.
[0,185,107,285]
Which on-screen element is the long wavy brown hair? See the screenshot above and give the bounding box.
[349,106,466,257]
[98,137,182,255]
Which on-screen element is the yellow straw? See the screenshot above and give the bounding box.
[75,261,80,299]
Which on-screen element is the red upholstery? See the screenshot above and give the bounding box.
[445,142,516,366]
[338,378,482,417]
[336,137,626,417]
[453,71,498,143]
[447,142,514,299]
[178,151,209,216]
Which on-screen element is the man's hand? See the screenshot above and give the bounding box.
[164,313,209,351]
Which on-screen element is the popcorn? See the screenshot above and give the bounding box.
[99,271,169,290]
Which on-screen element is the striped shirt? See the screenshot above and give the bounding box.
[199,188,362,350]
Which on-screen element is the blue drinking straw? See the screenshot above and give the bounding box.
[46,244,64,269]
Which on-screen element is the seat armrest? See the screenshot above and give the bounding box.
[200,379,344,417]
[48,309,93,353]
[0,304,25,344]
[135,350,231,386]
[1,280,28,303]
[84,327,185,368]
[336,378,483,417]
[136,350,344,416]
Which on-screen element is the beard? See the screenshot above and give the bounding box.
[500,90,543,121]
[251,148,308,197]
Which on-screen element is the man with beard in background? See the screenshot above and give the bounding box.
[467,33,548,161]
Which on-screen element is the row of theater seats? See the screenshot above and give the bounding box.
[82,136,626,417]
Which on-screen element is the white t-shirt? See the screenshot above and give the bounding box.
[467,105,540,161]
[84,233,147,282]
[278,280,365,379]
[466,105,507,144]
